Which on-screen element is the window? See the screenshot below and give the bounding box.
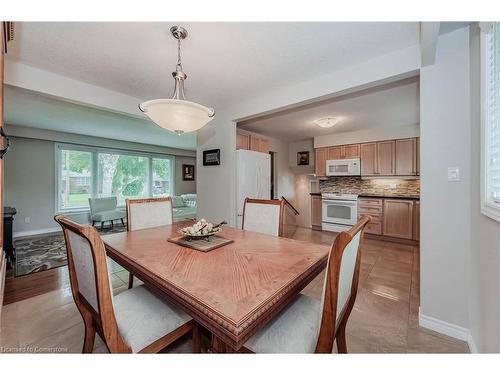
[97,153,150,205]
[152,158,171,197]
[58,149,93,210]
[56,144,175,212]
[482,22,500,221]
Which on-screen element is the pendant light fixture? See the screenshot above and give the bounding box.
[139,26,215,135]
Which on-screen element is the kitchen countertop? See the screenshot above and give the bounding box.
[358,194,420,200]
[310,192,419,199]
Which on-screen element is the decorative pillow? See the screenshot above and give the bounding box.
[171,196,185,208]
[184,200,196,208]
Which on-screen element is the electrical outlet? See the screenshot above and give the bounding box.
[24,217,31,224]
[388,183,397,189]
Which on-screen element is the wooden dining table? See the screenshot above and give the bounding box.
[103,221,330,352]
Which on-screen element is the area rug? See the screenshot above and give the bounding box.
[14,225,126,277]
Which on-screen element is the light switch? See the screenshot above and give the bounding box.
[447,167,460,182]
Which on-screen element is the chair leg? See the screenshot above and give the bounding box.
[128,273,134,289]
[111,220,114,228]
[121,218,125,227]
[336,320,348,354]
[192,322,201,353]
[100,221,104,231]
[92,220,95,227]
[82,315,96,353]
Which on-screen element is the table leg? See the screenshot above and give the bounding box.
[209,335,236,353]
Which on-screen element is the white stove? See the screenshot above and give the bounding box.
[321,193,359,232]
[321,193,358,201]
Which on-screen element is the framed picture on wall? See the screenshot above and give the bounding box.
[203,149,221,166]
[297,151,310,166]
[182,164,195,181]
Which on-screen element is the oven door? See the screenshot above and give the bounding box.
[322,199,358,225]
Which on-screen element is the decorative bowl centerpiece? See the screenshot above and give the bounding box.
[179,219,227,242]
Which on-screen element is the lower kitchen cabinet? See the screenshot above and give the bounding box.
[383,199,414,240]
[311,195,323,230]
[413,200,420,240]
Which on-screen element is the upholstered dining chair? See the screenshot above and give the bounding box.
[54,214,200,354]
[242,198,285,237]
[126,197,174,288]
[242,215,371,353]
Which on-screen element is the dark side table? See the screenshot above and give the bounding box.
[3,207,16,269]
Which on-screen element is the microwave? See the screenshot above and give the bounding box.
[325,158,361,176]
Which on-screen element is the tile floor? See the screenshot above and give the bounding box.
[0,227,469,353]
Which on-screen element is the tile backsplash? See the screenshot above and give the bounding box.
[319,177,420,198]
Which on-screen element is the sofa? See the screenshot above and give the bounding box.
[172,194,197,222]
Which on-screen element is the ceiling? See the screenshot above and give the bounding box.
[9,22,420,111]
[3,86,197,150]
[238,77,419,142]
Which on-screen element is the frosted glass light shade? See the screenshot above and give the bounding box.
[140,99,215,134]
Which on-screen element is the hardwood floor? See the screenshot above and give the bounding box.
[0,226,470,353]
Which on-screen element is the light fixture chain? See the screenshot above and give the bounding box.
[177,37,182,70]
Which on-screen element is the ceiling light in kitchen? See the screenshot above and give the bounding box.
[315,117,340,128]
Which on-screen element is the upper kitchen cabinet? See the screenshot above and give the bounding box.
[327,146,342,160]
[344,144,361,159]
[315,147,328,177]
[360,143,377,175]
[416,137,420,175]
[360,141,394,175]
[236,132,250,150]
[327,144,360,160]
[395,138,417,175]
[377,140,395,175]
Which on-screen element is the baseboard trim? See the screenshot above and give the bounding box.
[13,227,62,239]
[419,309,480,352]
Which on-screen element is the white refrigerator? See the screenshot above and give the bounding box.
[236,149,271,228]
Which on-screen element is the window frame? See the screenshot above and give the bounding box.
[55,143,175,214]
[480,24,500,222]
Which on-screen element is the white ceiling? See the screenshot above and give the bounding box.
[9,22,420,111]
[4,86,197,150]
[238,77,419,142]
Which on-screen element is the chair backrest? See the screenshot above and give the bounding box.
[89,196,118,215]
[54,214,131,352]
[126,197,174,231]
[242,198,285,237]
[315,215,370,353]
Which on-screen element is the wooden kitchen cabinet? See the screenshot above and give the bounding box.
[358,198,383,235]
[327,144,360,160]
[315,147,328,177]
[327,146,343,160]
[416,137,420,175]
[247,134,269,154]
[311,195,323,229]
[377,140,395,175]
[395,138,417,175]
[236,132,250,150]
[413,200,420,240]
[258,138,269,153]
[360,143,377,175]
[383,199,414,239]
[344,144,360,159]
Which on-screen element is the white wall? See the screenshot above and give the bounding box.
[419,27,471,333]
[314,124,420,148]
[468,25,500,353]
[197,45,421,225]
